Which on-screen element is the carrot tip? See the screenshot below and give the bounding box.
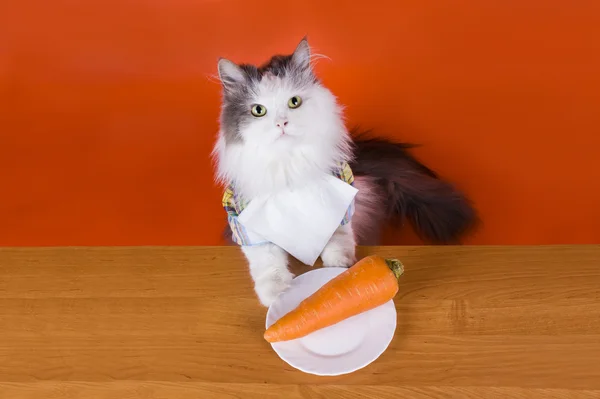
[264,329,276,343]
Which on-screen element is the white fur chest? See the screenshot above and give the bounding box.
[213,134,349,201]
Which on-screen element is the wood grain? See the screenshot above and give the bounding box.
[0,245,599,398]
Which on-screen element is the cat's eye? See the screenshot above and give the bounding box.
[251,104,267,117]
[288,96,302,109]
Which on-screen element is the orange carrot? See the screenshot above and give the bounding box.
[264,255,404,343]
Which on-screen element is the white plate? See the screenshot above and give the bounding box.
[265,267,397,376]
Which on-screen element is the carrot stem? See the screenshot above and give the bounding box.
[385,258,404,280]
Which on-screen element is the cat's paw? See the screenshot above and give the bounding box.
[254,268,294,307]
[321,243,356,268]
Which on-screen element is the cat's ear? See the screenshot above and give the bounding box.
[217,58,246,90]
[291,37,311,70]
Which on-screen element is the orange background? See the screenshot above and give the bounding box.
[1,0,600,246]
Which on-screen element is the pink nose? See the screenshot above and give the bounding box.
[276,120,288,128]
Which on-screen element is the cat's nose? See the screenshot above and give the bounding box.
[276,120,288,128]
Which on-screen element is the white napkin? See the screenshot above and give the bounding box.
[237,174,358,265]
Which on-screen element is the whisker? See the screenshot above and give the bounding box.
[206,72,222,85]
[310,52,332,66]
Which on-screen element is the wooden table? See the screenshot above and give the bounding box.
[0,246,599,398]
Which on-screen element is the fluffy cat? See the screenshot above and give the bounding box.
[213,38,477,306]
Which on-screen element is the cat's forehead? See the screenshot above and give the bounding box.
[258,54,295,77]
[236,54,316,95]
[255,73,293,95]
[262,71,276,80]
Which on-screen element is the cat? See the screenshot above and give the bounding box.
[213,38,477,307]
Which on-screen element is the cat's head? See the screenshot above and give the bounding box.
[213,38,351,198]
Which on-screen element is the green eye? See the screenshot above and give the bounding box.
[251,104,267,117]
[288,96,302,109]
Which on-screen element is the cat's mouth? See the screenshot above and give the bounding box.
[276,127,298,140]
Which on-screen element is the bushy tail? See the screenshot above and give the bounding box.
[349,135,478,244]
